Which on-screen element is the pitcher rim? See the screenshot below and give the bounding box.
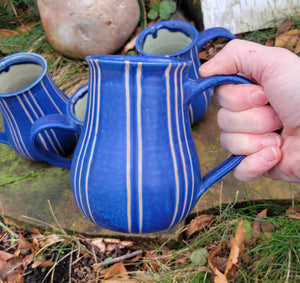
[0,52,47,98]
[135,20,198,57]
[85,54,193,67]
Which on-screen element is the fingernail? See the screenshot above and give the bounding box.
[250,89,268,106]
[262,147,279,163]
[263,134,282,147]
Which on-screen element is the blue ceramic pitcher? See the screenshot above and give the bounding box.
[135,20,235,124]
[0,53,79,161]
[31,55,251,233]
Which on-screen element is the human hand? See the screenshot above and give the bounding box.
[199,39,300,182]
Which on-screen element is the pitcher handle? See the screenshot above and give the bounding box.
[196,27,235,52]
[184,74,253,200]
[197,155,245,199]
[30,114,81,169]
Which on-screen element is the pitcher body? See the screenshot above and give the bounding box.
[72,56,202,233]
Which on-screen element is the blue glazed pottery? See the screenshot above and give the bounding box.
[0,53,80,161]
[31,55,252,233]
[135,20,236,124]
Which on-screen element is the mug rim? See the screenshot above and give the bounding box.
[135,20,198,57]
[0,52,47,98]
[67,84,87,127]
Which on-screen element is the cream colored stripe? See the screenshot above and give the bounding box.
[178,64,190,222]
[190,48,199,79]
[84,61,100,224]
[204,90,209,111]
[46,73,68,103]
[16,95,50,152]
[27,90,65,155]
[188,104,194,124]
[125,61,132,233]
[137,63,143,233]
[73,61,95,219]
[180,64,195,215]
[166,63,180,227]
[0,100,31,159]
[174,64,189,223]
[41,80,63,114]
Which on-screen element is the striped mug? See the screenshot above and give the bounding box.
[31,55,252,233]
[135,20,236,124]
[0,52,80,161]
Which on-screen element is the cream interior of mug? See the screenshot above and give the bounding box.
[74,92,87,123]
[0,63,43,94]
[142,29,193,55]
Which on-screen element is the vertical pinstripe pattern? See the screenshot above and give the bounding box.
[166,63,181,227]
[179,65,196,219]
[125,61,144,233]
[125,61,132,233]
[0,99,33,160]
[137,63,143,233]
[83,60,100,224]
[70,56,209,233]
[46,72,68,104]
[72,60,97,221]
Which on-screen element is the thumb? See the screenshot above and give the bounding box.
[199,39,299,85]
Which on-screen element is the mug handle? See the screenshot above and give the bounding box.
[197,27,235,52]
[30,114,81,170]
[184,74,253,200]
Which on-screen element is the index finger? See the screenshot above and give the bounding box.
[214,83,268,111]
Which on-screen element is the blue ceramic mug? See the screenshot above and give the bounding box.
[0,53,80,161]
[135,20,236,124]
[31,55,252,233]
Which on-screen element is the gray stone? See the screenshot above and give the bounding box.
[0,99,299,246]
[37,0,140,59]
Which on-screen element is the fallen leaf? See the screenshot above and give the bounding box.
[39,234,61,247]
[22,253,34,270]
[208,247,228,283]
[198,266,212,274]
[294,38,300,54]
[91,238,106,253]
[275,29,300,51]
[32,258,54,268]
[251,209,268,239]
[278,18,292,35]
[213,256,228,272]
[265,37,275,46]
[132,271,155,282]
[143,251,159,271]
[185,214,215,239]
[0,256,23,281]
[100,262,128,280]
[0,250,14,262]
[17,234,34,255]
[0,29,19,38]
[119,240,134,248]
[106,244,118,252]
[286,206,300,219]
[224,220,245,277]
